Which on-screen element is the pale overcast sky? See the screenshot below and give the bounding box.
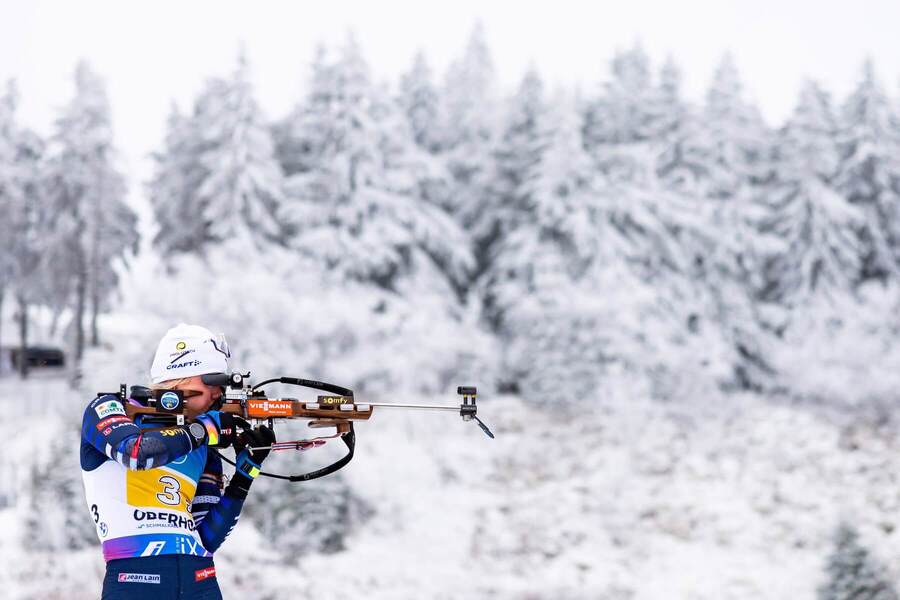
[2,0,899,196]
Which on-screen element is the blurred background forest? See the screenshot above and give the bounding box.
[3,20,900,600]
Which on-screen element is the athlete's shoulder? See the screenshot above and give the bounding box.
[82,393,131,438]
[85,393,127,414]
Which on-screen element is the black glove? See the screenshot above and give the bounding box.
[236,425,277,463]
[225,426,276,500]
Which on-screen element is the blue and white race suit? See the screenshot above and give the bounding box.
[81,393,245,598]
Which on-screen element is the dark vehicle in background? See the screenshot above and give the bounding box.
[0,346,66,374]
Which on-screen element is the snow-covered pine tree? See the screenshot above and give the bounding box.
[43,61,135,370]
[271,44,338,182]
[10,128,47,376]
[759,81,864,306]
[582,47,714,280]
[151,51,284,257]
[580,52,776,391]
[818,523,899,600]
[677,54,777,389]
[43,64,93,360]
[582,43,659,149]
[399,50,443,154]
[441,23,500,232]
[242,472,373,558]
[491,89,602,307]
[23,431,96,552]
[652,56,701,192]
[279,34,471,292]
[395,54,463,284]
[584,49,694,195]
[149,103,213,257]
[195,49,285,246]
[495,86,727,401]
[0,86,59,376]
[86,146,137,347]
[654,84,708,194]
[0,80,20,357]
[702,54,774,195]
[833,59,900,281]
[442,22,497,152]
[491,89,631,397]
[480,67,551,327]
[651,56,689,142]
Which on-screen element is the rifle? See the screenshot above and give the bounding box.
[112,373,494,483]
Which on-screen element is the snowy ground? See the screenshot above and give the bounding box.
[3,371,900,599]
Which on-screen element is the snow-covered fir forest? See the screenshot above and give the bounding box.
[4,26,900,599]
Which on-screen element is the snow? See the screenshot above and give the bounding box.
[7,359,900,599]
[5,34,900,600]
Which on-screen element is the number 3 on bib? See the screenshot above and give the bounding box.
[157,475,181,506]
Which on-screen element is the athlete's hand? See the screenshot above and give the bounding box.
[235,425,276,464]
[225,426,276,499]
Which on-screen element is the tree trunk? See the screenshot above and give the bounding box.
[73,244,87,385]
[90,167,103,348]
[17,295,28,379]
[90,278,100,347]
[74,273,86,363]
[49,308,60,338]
[0,286,4,376]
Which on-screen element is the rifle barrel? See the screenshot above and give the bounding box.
[364,402,460,412]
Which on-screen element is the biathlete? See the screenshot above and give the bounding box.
[80,324,276,599]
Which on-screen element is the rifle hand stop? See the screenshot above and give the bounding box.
[458,386,494,439]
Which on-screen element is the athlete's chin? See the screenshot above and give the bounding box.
[185,399,214,419]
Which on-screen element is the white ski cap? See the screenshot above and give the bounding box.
[150,323,231,384]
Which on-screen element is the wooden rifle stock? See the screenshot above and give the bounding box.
[125,395,374,434]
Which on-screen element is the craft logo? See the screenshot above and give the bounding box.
[195,567,216,582]
[95,400,126,419]
[117,573,161,584]
[159,392,180,410]
[167,359,201,372]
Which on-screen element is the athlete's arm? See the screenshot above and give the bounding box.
[81,394,216,470]
[193,450,244,553]
[194,427,275,553]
